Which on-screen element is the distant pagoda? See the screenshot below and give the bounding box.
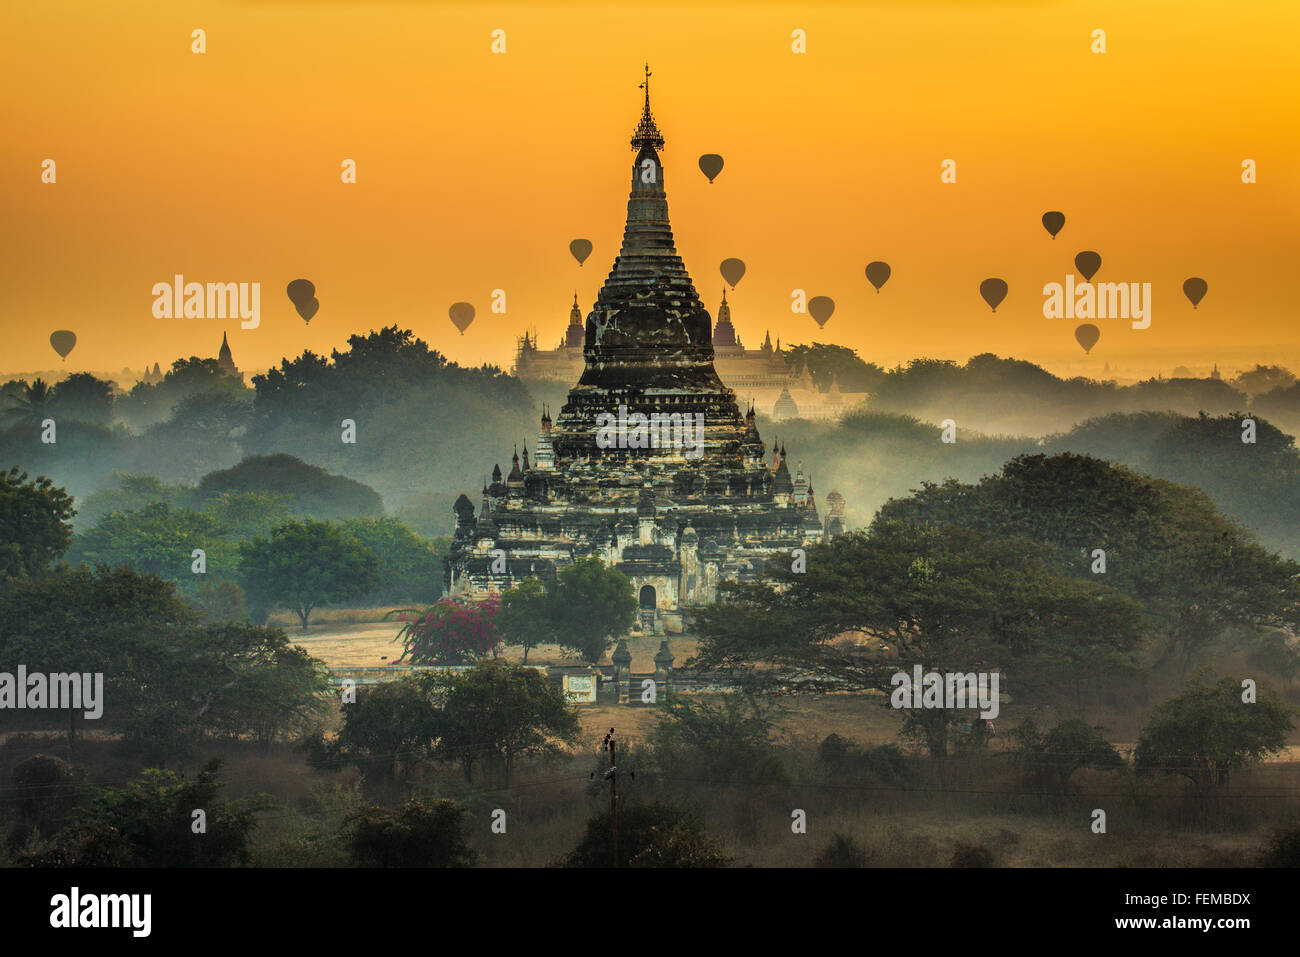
[217,331,243,382]
[447,67,841,634]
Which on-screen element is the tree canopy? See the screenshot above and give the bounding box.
[1135,675,1293,802]
[239,519,381,629]
[874,453,1300,667]
[0,466,76,581]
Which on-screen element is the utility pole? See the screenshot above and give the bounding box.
[603,727,618,868]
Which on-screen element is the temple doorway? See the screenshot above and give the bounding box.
[639,585,656,630]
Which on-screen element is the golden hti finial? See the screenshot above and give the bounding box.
[631,63,664,152]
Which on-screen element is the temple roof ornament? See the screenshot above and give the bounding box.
[713,288,738,347]
[630,63,665,152]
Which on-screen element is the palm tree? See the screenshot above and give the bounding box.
[2,378,53,428]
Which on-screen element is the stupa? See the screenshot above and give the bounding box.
[446,67,839,634]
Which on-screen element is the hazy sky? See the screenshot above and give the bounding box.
[3,0,1297,381]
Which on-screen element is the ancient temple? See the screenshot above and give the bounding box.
[515,287,861,420]
[217,332,243,382]
[514,286,798,406]
[447,68,841,634]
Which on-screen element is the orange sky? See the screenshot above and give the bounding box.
[2,0,1298,382]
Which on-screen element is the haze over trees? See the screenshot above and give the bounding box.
[692,517,1146,757]
[5,333,1298,554]
[692,453,1300,758]
[874,453,1300,669]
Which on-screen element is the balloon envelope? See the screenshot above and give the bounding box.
[979,278,1008,312]
[1075,323,1100,353]
[449,302,476,335]
[1042,211,1065,238]
[865,261,891,292]
[569,239,593,266]
[50,330,76,359]
[296,298,319,322]
[808,296,835,327]
[1074,251,1101,282]
[1183,277,1208,308]
[720,258,746,288]
[286,279,315,304]
[698,154,724,183]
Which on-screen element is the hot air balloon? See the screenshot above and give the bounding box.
[720,258,746,288]
[808,296,835,328]
[979,279,1008,312]
[698,154,724,183]
[569,239,593,266]
[49,330,76,360]
[865,262,891,293]
[1075,323,1100,353]
[449,302,475,335]
[1183,277,1208,308]
[286,279,318,322]
[1074,251,1101,282]
[1042,211,1065,239]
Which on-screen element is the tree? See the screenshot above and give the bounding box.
[343,799,476,868]
[814,833,873,867]
[238,519,380,630]
[784,343,886,393]
[1010,718,1125,801]
[649,693,788,788]
[1261,825,1300,867]
[199,454,384,521]
[550,557,636,663]
[66,502,235,592]
[48,373,116,426]
[1135,675,1293,807]
[875,453,1300,670]
[426,661,579,785]
[0,566,330,758]
[0,564,197,748]
[136,390,252,481]
[1230,364,1295,398]
[342,516,444,604]
[188,621,332,747]
[0,467,76,581]
[390,595,500,665]
[15,760,261,867]
[560,801,728,868]
[1,378,53,428]
[494,577,555,663]
[116,357,248,431]
[245,326,533,528]
[200,491,293,541]
[7,754,85,854]
[692,521,1146,757]
[74,472,197,530]
[315,677,440,792]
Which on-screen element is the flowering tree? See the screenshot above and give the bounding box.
[388,595,500,665]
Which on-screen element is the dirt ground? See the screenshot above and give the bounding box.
[289,617,698,673]
[290,618,1300,756]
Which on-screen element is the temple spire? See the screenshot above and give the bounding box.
[631,63,665,152]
